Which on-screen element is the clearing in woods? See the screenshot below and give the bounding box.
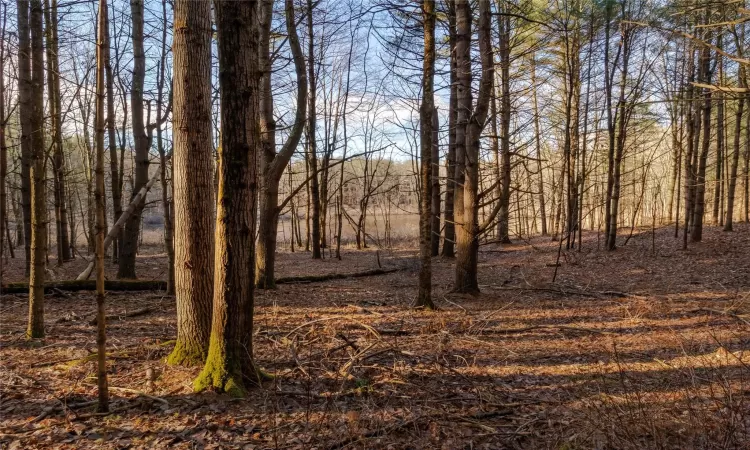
[1,224,749,449]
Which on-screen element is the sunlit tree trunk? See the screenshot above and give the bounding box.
[417,0,435,310]
[454,0,493,294]
[168,0,215,366]
[194,0,262,397]
[27,0,46,339]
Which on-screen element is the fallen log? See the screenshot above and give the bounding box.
[1,279,167,294]
[1,267,402,294]
[274,267,402,284]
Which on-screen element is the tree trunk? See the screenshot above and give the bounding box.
[724,76,743,231]
[417,0,435,310]
[495,2,511,244]
[104,5,121,263]
[43,0,70,264]
[256,0,307,288]
[441,3,457,258]
[454,0,492,294]
[27,0,46,339]
[118,0,149,279]
[94,0,109,412]
[531,53,547,236]
[0,10,6,274]
[691,31,712,243]
[17,0,33,276]
[168,0,214,366]
[306,0,321,260]
[430,107,440,257]
[194,0,261,396]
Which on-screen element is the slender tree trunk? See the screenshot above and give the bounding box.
[306,0,321,259]
[417,0,435,310]
[495,2,511,244]
[441,3,457,257]
[531,53,547,236]
[17,0,32,275]
[118,0,149,279]
[27,0,46,339]
[44,0,70,263]
[724,72,744,231]
[0,10,6,274]
[105,6,121,263]
[194,0,261,397]
[94,0,109,412]
[430,107,440,257]
[691,30,712,243]
[713,45,724,225]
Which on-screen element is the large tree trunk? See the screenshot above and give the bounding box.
[256,0,307,288]
[27,0,46,339]
[417,0,435,310]
[454,0,492,294]
[168,0,214,366]
[17,0,32,275]
[118,0,149,279]
[441,3,457,258]
[194,0,261,396]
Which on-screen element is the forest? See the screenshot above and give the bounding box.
[0,0,749,448]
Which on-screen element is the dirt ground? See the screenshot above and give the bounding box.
[1,224,749,449]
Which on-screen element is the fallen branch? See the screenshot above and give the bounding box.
[688,308,750,327]
[76,167,162,281]
[479,324,609,335]
[1,279,167,294]
[2,268,403,294]
[89,306,156,325]
[485,284,630,299]
[275,267,402,284]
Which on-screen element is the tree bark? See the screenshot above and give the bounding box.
[27,0,46,339]
[194,0,262,396]
[306,0,322,259]
[167,0,215,366]
[417,0,435,310]
[724,71,743,231]
[441,2,457,258]
[17,0,32,275]
[495,1,511,244]
[430,107,440,257]
[44,0,71,263]
[94,0,109,412]
[256,0,307,288]
[454,0,493,294]
[691,26,712,243]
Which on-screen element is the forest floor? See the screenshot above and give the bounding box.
[1,224,749,449]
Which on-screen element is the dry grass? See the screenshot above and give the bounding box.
[1,224,748,449]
